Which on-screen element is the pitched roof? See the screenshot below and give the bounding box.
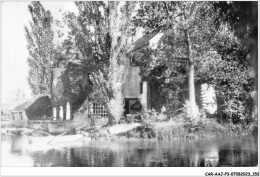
[127,31,161,54]
[12,94,50,111]
[127,35,154,53]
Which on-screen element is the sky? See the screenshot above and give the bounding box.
[1,2,77,104]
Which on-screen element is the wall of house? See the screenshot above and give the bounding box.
[124,66,152,113]
[1,111,11,121]
[124,66,142,98]
[10,111,28,127]
[2,111,15,127]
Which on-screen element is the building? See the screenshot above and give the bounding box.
[10,95,52,127]
[1,109,12,127]
[60,32,217,124]
[1,109,11,121]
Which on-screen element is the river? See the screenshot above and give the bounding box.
[1,135,258,167]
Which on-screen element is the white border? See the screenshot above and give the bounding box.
[1,0,260,177]
[1,167,259,176]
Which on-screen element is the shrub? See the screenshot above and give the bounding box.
[144,109,168,123]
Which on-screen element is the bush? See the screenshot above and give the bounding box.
[144,109,168,123]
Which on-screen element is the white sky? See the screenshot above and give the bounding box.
[1,2,77,103]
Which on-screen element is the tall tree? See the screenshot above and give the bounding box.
[24,1,54,95]
[106,2,136,123]
[134,2,219,118]
[62,2,136,124]
[214,1,257,122]
[134,1,255,124]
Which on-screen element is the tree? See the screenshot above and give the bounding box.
[62,2,136,124]
[106,2,136,123]
[134,2,219,118]
[133,1,255,124]
[25,1,55,95]
[58,2,111,123]
[209,2,257,123]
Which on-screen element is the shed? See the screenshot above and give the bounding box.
[12,94,52,121]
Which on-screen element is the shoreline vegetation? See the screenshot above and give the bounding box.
[2,111,257,141]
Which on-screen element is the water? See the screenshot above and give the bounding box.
[1,135,258,167]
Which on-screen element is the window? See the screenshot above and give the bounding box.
[11,113,15,120]
[92,103,108,118]
[19,112,23,120]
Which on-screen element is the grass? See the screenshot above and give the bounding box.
[110,110,256,140]
[151,112,256,140]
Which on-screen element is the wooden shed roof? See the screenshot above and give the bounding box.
[12,94,50,111]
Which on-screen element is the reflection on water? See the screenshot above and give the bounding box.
[1,135,258,167]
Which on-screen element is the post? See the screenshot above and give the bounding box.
[89,103,95,126]
[140,81,148,113]
[66,102,71,120]
[53,107,57,120]
[59,106,64,120]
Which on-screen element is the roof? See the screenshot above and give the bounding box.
[12,94,50,111]
[127,31,160,54]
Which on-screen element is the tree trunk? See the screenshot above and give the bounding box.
[184,29,198,118]
[87,98,95,127]
[107,2,131,123]
[108,55,130,123]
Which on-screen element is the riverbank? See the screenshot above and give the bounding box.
[74,114,257,141]
[2,114,257,141]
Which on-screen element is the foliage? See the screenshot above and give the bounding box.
[25,2,55,95]
[212,1,257,123]
[25,1,256,128]
[143,108,168,123]
[133,2,220,116]
[61,2,137,124]
[59,2,111,97]
[204,23,254,124]
[133,2,255,124]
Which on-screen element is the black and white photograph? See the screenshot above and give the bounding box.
[0,0,259,176]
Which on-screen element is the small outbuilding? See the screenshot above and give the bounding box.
[11,94,52,127]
